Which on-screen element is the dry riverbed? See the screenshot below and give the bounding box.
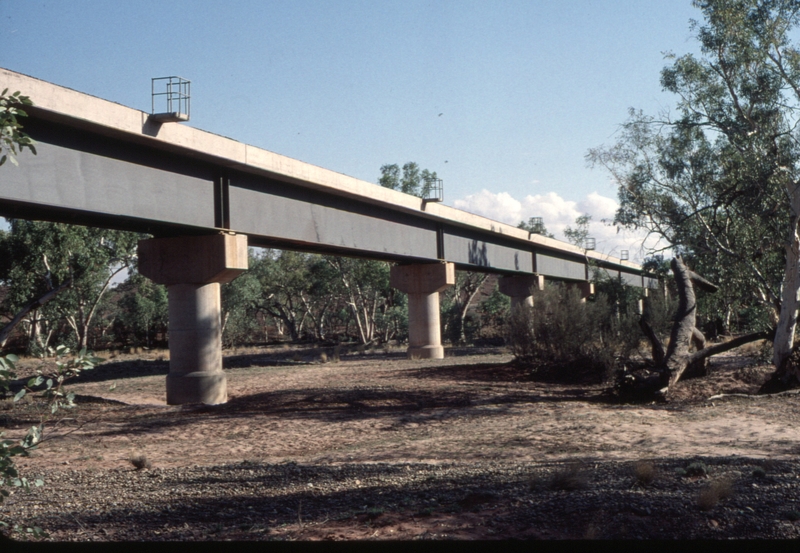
[2,345,799,541]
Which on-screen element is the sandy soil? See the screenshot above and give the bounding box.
[2,345,800,541]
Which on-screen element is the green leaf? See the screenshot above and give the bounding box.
[13,389,25,402]
[22,426,41,448]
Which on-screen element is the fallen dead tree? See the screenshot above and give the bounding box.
[619,256,772,401]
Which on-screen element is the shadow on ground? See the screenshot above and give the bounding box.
[19,456,799,541]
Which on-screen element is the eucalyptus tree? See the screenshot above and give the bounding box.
[564,215,593,249]
[0,221,140,351]
[324,256,396,345]
[220,264,263,346]
[116,273,168,348]
[442,271,488,344]
[248,249,315,342]
[379,162,439,197]
[588,0,800,385]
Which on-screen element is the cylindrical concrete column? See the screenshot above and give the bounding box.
[166,283,226,405]
[138,234,248,405]
[407,291,444,359]
[390,262,455,360]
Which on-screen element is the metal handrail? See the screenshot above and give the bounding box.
[151,76,190,122]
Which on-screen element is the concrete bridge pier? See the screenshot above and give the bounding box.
[138,234,248,405]
[390,263,455,359]
[499,274,544,313]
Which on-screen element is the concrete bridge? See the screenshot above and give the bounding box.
[0,68,655,405]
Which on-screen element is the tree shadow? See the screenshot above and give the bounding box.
[89,384,550,438]
[400,362,615,404]
[51,346,509,386]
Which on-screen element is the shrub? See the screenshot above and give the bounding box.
[129,454,152,470]
[506,283,644,381]
[506,304,536,364]
[697,477,735,511]
[696,487,719,511]
[684,462,708,478]
[633,460,656,487]
[549,462,590,491]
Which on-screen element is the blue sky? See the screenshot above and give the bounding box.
[1,1,703,258]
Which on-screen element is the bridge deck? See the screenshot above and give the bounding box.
[0,68,653,287]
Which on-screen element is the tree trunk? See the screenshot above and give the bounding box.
[0,279,72,348]
[627,257,769,400]
[661,257,700,386]
[772,199,800,385]
[458,275,486,343]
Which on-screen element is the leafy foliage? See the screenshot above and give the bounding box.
[564,214,592,249]
[507,284,643,380]
[587,0,800,378]
[217,249,408,346]
[0,347,102,538]
[0,89,36,167]
[379,162,439,198]
[441,272,488,344]
[0,221,142,351]
[114,273,168,348]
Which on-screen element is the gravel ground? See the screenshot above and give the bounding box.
[8,457,800,541]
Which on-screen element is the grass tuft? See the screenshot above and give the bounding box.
[549,462,590,491]
[129,454,152,470]
[684,462,708,478]
[697,477,734,511]
[633,460,656,487]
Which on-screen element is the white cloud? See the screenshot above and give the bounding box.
[453,189,659,262]
[577,192,618,221]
